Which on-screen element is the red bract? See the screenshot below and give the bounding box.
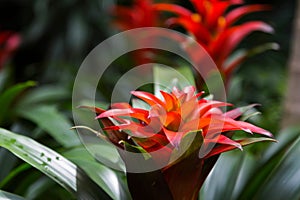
[93,86,275,199]
[97,86,272,155]
[154,0,273,83]
[0,31,20,70]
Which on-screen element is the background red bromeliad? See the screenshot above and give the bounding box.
[88,86,275,199]
[112,0,275,88]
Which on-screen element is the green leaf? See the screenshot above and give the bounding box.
[63,147,131,200]
[120,140,151,160]
[0,128,76,192]
[0,163,31,188]
[23,176,72,200]
[0,67,11,92]
[0,128,112,200]
[201,127,300,200]
[0,190,25,200]
[18,85,69,106]
[17,105,81,148]
[0,81,36,124]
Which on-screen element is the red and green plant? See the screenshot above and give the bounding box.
[89,85,275,199]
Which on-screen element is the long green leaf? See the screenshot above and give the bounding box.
[201,127,300,200]
[0,190,25,200]
[17,85,69,106]
[0,81,36,124]
[239,127,300,200]
[0,163,31,188]
[64,147,131,200]
[17,105,81,148]
[0,148,18,182]
[0,128,112,200]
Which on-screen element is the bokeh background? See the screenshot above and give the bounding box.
[0,0,299,199]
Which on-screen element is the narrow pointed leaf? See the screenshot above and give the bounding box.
[0,128,112,199]
[17,85,69,106]
[154,3,192,17]
[224,43,279,76]
[131,91,165,108]
[64,147,130,200]
[226,4,272,27]
[0,81,36,123]
[97,108,149,123]
[0,190,25,200]
[17,105,81,148]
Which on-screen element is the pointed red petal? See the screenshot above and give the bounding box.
[204,134,242,150]
[131,91,165,108]
[133,133,171,153]
[163,127,184,148]
[97,108,150,123]
[165,17,211,45]
[202,116,273,138]
[164,111,182,131]
[223,104,259,119]
[211,21,274,66]
[235,120,273,137]
[111,102,132,109]
[198,101,232,116]
[153,3,192,18]
[104,122,158,138]
[226,4,272,27]
[204,137,276,158]
[160,91,178,111]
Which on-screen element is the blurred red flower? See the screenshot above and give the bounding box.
[155,0,274,83]
[112,0,274,87]
[0,31,20,70]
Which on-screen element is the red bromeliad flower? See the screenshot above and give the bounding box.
[111,0,274,87]
[90,86,275,199]
[154,0,274,83]
[0,31,20,70]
